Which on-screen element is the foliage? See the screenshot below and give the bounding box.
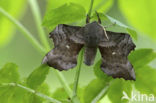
[27,64,50,89]
[0,63,19,83]
[0,63,52,103]
[46,0,113,13]
[93,49,156,103]
[0,0,156,103]
[82,78,109,103]
[135,65,156,95]
[43,3,86,29]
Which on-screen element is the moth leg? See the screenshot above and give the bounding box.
[95,11,101,24]
[86,14,90,24]
[104,22,116,28]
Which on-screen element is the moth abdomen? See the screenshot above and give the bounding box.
[84,47,97,66]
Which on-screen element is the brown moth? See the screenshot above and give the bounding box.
[42,12,136,80]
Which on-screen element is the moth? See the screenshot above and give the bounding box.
[42,12,136,80]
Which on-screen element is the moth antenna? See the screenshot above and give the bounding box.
[103,26,109,40]
[86,14,90,24]
[95,11,101,24]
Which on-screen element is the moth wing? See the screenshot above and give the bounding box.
[99,31,136,80]
[49,24,85,46]
[43,24,84,70]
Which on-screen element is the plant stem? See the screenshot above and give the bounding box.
[0,7,73,100]
[71,0,94,102]
[88,0,94,18]
[55,70,73,98]
[72,49,84,99]
[91,85,109,103]
[0,83,62,103]
[28,0,50,51]
[0,7,45,54]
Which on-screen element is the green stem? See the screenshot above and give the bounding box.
[71,0,94,102]
[88,0,94,18]
[91,85,109,103]
[28,0,50,51]
[0,7,72,99]
[0,7,45,54]
[72,49,84,99]
[0,83,62,103]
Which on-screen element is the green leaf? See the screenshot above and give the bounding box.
[82,78,109,103]
[92,13,138,40]
[0,63,26,103]
[107,79,133,103]
[0,84,26,103]
[106,15,138,41]
[121,81,133,103]
[43,3,86,28]
[7,86,27,103]
[52,84,83,103]
[46,0,113,14]
[119,0,156,40]
[94,60,113,80]
[52,88,70,103]
[92,0,114,13]
[107,79,123,103]
[26,64,50,89]
[68,0,114,13]
[128,49,156,69]
[0,0,26,47]
[0,86,16,103]
[135,65,156,95]
[0,63,20,83]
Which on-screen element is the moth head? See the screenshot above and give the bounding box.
[84,21,104,47]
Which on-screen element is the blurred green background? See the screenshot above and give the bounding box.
[0,0,156,102]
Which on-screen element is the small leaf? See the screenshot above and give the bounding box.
[105,15,128,28]
[46,0,113,14]
[52,84,83,103]
[107,79,133,103]
[82,78,109,103]
[128,49,156,69]
[121,81,133,103]
[26,64,50,89]
[43,3,86,28]
[0,86,16,103]
[107,79,123,103]
[106,15,138,41]
[52,88,69,103]
[0,84,26,103]
[92,13,138,40]
[135,65,156,95]
[0,63,20,83]
[4,85,27,103]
